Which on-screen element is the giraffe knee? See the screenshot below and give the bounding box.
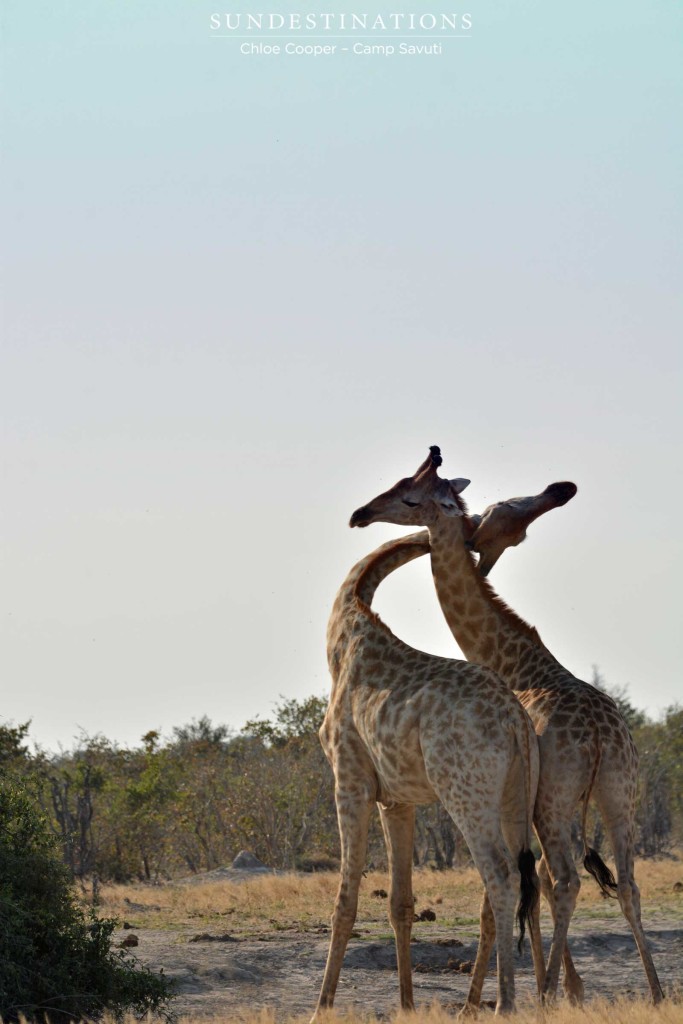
[332,883,360,922]
[479,893,495,924]
[332,898,354,919]
[538,860,553,900]
[616,877,639,912]
[389,897,415,928]
[552,870,580,903]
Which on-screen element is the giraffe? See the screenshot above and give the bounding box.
[467,481,578,577]
[350,447,664,1006]
[340,480,577,590]
[314,530,543,1019]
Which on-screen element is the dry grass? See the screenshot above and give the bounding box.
[82,858,683,1024]
[93,853,683,937]
[95,866,503,937]
[575,854,683,909]
[90,994,683,1024]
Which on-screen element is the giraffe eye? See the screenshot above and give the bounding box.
[402,500,420,508]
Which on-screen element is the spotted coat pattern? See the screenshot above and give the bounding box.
[350,451,664,1005]
[313,533,542,1019]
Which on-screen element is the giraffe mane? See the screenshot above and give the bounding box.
[352,533,431,607]
[355,602,400,642]
[442,479,545,646]
[342,534,435,650]
[477,566,544,646]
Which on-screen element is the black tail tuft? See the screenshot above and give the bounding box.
[584,847,618,899]
[517,848,539,953]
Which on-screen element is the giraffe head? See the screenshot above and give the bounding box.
[468,481,577,577]
[350,446,471,529]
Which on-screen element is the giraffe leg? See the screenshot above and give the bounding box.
[461,890,496,1013]
[312,787,374,1020]
[528,874,546,997]
[465,855,544,1009]
[538,856,583,1003]
[428,756,522,1013]
[594,790,665,1003]
[379,803,416,1010]
[457,830,518,1015]
[534,824,581,1004]
[500,815,544,1000]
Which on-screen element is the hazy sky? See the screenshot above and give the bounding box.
[2,1,682,752]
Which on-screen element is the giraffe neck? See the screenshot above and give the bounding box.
[426,514,562,689]
[327,531,430,675]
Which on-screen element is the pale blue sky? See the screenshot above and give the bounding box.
[2,1,682,750]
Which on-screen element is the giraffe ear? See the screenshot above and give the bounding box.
[439,495,465,517]
[438,479,466,517]
[449,478,471,494]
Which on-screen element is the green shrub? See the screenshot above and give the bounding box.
[0,780,172,1021]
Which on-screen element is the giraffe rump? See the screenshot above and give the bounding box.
[516,848,539,952]
[583,847,618,899]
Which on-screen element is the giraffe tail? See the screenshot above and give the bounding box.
[580,742,618,899]
[517,848,538,953]
[584,847,618,898]
[514,714,540,952]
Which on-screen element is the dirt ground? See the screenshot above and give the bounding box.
[121,877,683,1020]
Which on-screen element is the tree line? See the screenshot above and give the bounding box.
[1,676,681,884]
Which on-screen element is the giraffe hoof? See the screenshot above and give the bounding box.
[563,980,585,1005]
[457,1003,479,1019]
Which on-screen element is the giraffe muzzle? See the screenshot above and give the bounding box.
[349,506,373,528]
[543,481,578,506]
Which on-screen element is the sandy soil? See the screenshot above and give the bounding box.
[124,898,683,1019]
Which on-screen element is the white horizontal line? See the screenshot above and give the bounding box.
[210,34,472,39]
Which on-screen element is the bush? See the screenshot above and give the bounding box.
[0,780,172,1021]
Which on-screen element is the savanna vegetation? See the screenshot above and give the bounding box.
[64,1002,683,1024]
[0,676,680,1022]
[0,779,171,1021]
[2,672,681,884]
[96,856,683,936]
